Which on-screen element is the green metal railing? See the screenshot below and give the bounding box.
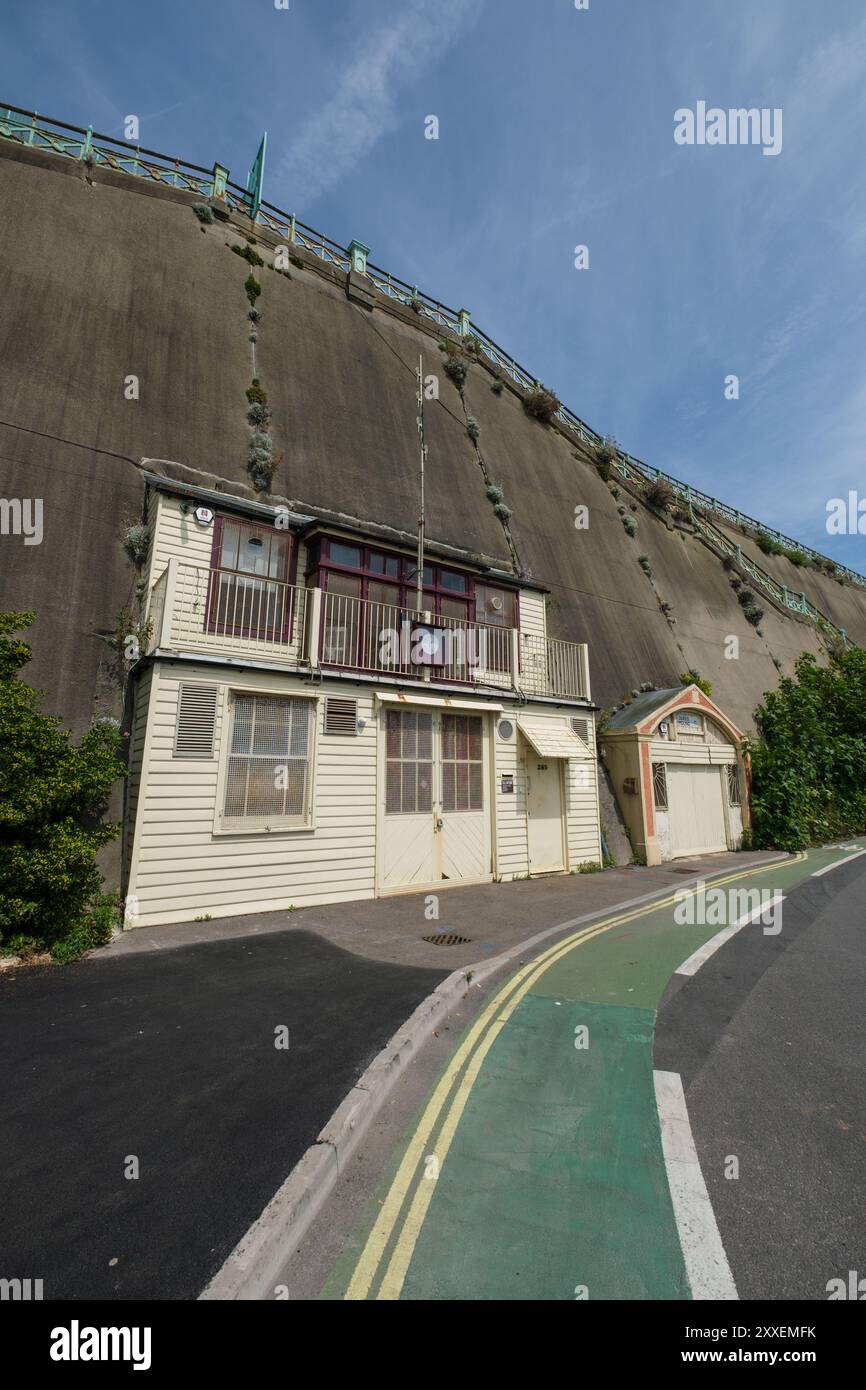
[2,99,863,612]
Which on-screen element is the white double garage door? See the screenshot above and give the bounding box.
[665,763,729,858]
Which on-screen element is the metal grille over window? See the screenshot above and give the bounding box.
[224,695,311,824]
[324,697,358,735]
[727,763,741,806]
[385,710,433,815]
[652,761,668,809]
[173,683,218,758]
[441,714,483,812]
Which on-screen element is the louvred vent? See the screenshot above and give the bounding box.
[570,717,591,746]
[324,697,358,735]
[173,684,218,758]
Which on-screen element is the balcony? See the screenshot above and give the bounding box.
[146,559,590,701]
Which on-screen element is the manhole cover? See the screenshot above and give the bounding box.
[421,933,472,946]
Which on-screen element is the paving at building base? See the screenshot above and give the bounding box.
[316,843,866,1301]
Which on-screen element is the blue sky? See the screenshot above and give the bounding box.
[3,0,865,567]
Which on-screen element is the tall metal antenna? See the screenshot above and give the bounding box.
[416,354,427,613]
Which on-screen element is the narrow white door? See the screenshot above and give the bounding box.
[381,709,437,887]
[525,754,565,872]
[439,713,491,881]
[667,764,728,857]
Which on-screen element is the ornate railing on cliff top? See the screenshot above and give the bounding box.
[1,101,861,637]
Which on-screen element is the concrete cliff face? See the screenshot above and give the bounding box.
[1,138,863,739]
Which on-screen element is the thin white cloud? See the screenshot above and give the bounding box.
[275,0,484,209]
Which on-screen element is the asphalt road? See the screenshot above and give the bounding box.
[0,930,446,1300]
[655,852,866,1300]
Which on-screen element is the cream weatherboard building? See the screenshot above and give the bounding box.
[121,474,603,928]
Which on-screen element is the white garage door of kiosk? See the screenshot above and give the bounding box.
[667,763,728,858]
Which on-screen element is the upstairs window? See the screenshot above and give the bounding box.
[311,537,516,629]
[209,517,293,640]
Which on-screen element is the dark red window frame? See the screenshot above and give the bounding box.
[206,513,297,642]
[307,536,519,625]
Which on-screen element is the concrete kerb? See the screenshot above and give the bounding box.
[198,852,789,1300]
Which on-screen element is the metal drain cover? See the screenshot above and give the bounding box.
[422,933,472,946]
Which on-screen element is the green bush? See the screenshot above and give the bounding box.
[246,378,268,406]
[0,613,125,959]
[755,531,784,556]
[244,274,262,306]
[232,243,264,268]
[747,648,866,850]
[679,668,712,697]
[442,354,468,390]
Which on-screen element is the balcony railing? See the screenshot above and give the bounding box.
[146,559,590,700]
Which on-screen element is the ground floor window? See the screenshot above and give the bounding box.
[223,694,312,827]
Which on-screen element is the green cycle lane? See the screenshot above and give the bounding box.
[325,843,864,1301]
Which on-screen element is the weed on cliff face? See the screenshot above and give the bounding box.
[522,384,560,424]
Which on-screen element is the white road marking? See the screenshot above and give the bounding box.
[654,1070,738,1301]
[812,848,866,877]
[675,894,785,977]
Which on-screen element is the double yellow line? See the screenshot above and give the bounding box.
[344,854,804,1300]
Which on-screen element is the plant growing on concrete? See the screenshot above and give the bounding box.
[679,668,712,696]
[644,476,673,511]
[623,516,637,537]
[232,242,264,267]
[0,612,125,962]
[593,434,618,480]
[522,384,560,424]
[485,483,504,504]
[289,254,305,270]
[442,353,468,390]
[638,554,653,577]
[742,602,764,626]
[247,401,271,429]
[490,379,504,396]
[466,416,480,443]
[191,202,214,224]
[248,431,275,492]
[122,523,151,568]
[244,273,262,306]
[756,530,784,556]
[786,548,810,568]
[493,501,513,522]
